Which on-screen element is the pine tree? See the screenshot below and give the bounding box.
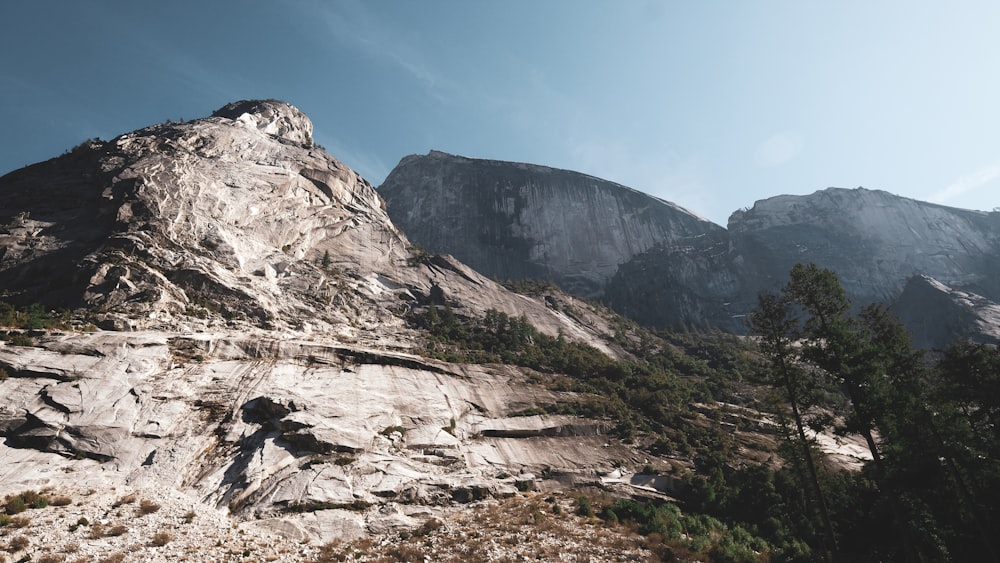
[749,292,837,559]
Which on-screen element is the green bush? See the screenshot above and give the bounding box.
[5,333,34,347]
[603,499,682,539]
[4,496,26,515]
[710,530,762,563]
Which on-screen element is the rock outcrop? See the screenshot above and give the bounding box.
[0,330,636,541]
[378,150,722,298]
[0,101,661,543]
[891,275,1000,349]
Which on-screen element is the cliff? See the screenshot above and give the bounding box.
[378,150,723,297]
[380,151,1000,346]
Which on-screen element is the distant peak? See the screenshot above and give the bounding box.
[211,99,313,147]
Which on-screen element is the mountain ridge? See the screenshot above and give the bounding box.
[379,152,1000,346]
[379,150,722,298]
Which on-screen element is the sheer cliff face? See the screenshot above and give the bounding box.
[380,154,1000,344]
[378,151,723,297]
[728,187,1000,304]
[604,187,1000,341]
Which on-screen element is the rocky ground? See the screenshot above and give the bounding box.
[0,486,656,562]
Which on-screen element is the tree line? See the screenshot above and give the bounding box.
[749,263,999,562]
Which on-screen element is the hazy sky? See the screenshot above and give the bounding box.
[2,1,998,225]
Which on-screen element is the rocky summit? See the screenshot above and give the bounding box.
[0,100,680,557]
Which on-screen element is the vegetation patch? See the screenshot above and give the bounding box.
[284,500,372,513]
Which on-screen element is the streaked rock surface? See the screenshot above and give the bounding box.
[0,101,655,543]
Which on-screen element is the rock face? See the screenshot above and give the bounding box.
[727,188,1000,305]
[0,101,657,542]
[380,151,1000,347]
[891,275,1000,349]
[378,150,722,297]
[0,331,632,539]
[607,188,1000,342]
[610,188,1000,336]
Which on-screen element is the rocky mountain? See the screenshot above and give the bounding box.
[608,188,1000,338]
[378,150,722,298]
[0,101,682,555]
[891,274,1000,349]
[379,154,1000,346]
[727,188,1000,305]
[3,99,995,560]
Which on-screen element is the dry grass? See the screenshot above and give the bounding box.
[113,493,137,508]
[61,541,80,554]
[150,531,172,546]
[312,492,652,562]
[6,535,29,553]
[138,499,161,515]
[97,553,126,563]
[8,516,29,529]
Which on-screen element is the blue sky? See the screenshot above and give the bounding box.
[2,1,998,225]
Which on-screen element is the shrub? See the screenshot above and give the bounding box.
[603,498,683,539]
[61,542,80,554]
[36,554,67,563]
[6,535,29,552]
[384,543,426,561]
[150,531,172,546]
[183,510,196,524]
[6,333,33,347]
[415,518,444,537]
[138,499,161,515]
[314,541,344,563]
[106,524,128,537]
[9,516,29,529]
[98,554,126,563]
[4,496,26,515]
[51,496,73,507]
[113,493,136,507]
[0,514,9,527]
[576,496,594,517]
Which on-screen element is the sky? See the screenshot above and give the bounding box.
[2,1,999,225]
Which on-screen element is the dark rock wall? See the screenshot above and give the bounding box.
[379,150,723,297]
